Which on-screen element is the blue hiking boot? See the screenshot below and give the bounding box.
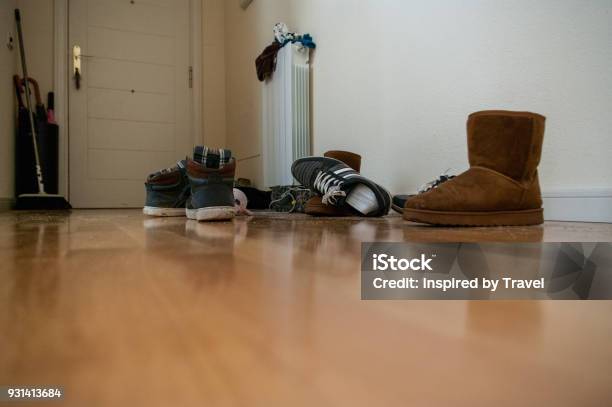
[143,160,190,217]
[186,148,236,221]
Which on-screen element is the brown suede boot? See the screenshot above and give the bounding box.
[404,110,545,226]
[305,150,361,217]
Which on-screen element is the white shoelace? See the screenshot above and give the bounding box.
[314,172,346,205]
[418,170,456,194]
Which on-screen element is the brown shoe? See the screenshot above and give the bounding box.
[404,110,545,226]
[305,150,361,217]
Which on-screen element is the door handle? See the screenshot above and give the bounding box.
[73,45,82,89]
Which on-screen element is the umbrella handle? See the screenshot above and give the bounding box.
[25,77,42,105]
[13,75,24,108]
[15,77,43,106]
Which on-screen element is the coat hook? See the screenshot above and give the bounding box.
[6,32,14,50]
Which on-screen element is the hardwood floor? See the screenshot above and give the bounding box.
[1,210,611,406]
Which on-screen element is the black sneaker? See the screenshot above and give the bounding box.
[291,156,390,217]
[417,172,456,194]
[143,160,190,217]
[391,194,412,214]
[391,172,456,214]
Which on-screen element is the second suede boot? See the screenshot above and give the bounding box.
[404,110,545,226]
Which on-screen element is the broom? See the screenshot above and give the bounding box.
[14,9,71,210]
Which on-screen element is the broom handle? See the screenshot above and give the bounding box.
[15,9,46,194]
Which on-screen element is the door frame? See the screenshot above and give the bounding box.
[53,0,203,200]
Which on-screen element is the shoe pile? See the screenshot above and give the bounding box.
[143,146,238,221]
[292,151,391,217]
[143,110,546,227]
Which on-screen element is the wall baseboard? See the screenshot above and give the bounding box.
[0,198,14,211]
[543,188,612,223]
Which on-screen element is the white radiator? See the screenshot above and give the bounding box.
[262,43,311,187]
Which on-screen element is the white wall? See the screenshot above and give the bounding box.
[15,0,55,104]
[226,0,612,199]
[0,0,18,202]
[225,0,295,185]
[202,0,227,148]
[298,0,612,195]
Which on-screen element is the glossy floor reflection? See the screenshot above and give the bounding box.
[1,210,611,406]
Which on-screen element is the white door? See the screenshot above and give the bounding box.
[69,0,193,208]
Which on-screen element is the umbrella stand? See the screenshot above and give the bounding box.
[14,8,70,210]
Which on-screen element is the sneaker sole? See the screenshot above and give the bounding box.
[403,208,544,226]
[391,203,404,214]
[305,197,356,217]
[186,206,236,221]
[143,206,186,217]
